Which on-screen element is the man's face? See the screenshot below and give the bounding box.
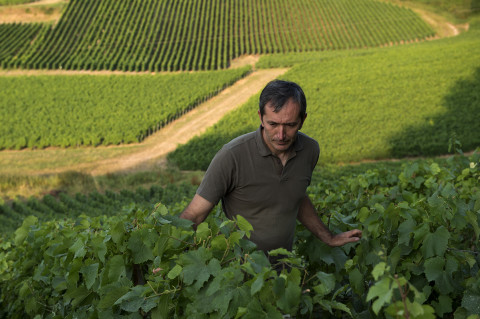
[258,98,306,156]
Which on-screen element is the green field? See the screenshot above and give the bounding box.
[0,67,249,149]
[168,27,480,170]
[0,0,434,71]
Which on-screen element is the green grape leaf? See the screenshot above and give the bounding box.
[69,238,86,259]
[107,255,126,282]
[349,268,365,294]
[167,264,182,280]
[330,301,352,316]
[372,262,388,281]
[466,210,480,240]
[66,286,91,307]
[196,222,211,242]
[236,215,253,238]
[430,163,441,175]
[398,218,416,246]
[91,236,107,263]
[52,276,67,292]
[210,234,227,252]
[180,247,220,291]
[421,226,450,258]
[276,280,301,314]
[14,216,37,246]
[268,248,291,257]
[311,244,348,270]
[424,257,455,294]
[67,258,83,286]
[250,270,266,295]
[432,295,453,317]
[151,294,170,319]
[440,182,456,198]
[80,263,99,289]
[98,286,130,309]
[462,293,480,316]
[413,223,430,249]
[127,228,158,263]
[115,286,150,312]
[366,277,393,315]
[424,257,445,281]
[315,271,336,296]
[111,221,125,245]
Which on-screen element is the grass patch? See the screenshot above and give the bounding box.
[170,27,480,170]
[0,166,204,202]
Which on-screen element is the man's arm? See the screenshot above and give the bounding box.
[297,195,362,246]
[179,194,215,227]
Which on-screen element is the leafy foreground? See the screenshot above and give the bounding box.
[0,152,479,318]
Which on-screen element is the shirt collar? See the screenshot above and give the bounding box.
[255,125,304,157]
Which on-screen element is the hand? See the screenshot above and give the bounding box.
[328,229,362,247]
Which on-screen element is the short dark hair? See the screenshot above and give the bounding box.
[259,80,306,119]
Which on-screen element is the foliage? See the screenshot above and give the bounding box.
[169,28,480,170]
[0,0,434,71]
[0,23,45,67]
[299,150,480,317]
[0,182,197,235]
[0,67,250,149]
[0,152,479,318]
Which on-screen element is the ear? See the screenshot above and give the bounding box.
[258,109,264,126]
[299,113,307,130]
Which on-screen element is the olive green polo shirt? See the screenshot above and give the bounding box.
[197,126,320,252]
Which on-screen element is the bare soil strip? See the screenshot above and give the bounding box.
[0,0,67,24]
[88,68,288,175]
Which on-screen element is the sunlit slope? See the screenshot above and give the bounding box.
[0,67,250,149]
[168,28,480,169]
[0,0,434,71]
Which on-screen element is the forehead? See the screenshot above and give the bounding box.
[264,98,302,122]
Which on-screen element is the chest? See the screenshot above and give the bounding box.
[231,153,312,205]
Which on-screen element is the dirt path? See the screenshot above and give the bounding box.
[88,68,288,175]
[0,67,288,176]
[0,0,67,24]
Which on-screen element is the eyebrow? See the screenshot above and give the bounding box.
[267,120,298,125]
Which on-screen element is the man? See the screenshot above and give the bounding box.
[180,80,362,254]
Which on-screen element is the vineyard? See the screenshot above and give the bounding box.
[0,182,197,234]
[168,27,480,170]
[0,0,434,72]
[1,0,479,318]
[0,151,478,318]
[0,67,250,149]
[0,23,45,66]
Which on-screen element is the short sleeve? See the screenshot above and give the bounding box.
[196,147,236,205]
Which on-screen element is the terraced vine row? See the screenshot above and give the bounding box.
[0,23,45,68]
[0,182,197,234]
[0,0,435,71]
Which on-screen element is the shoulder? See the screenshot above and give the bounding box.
[222,131,257,152]
[298,131,320,152]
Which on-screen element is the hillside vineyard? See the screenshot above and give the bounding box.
[0,0,434,71]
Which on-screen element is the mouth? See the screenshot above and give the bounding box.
[275,140,290,146]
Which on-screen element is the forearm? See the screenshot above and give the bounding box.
[179,194,214,227]
[298,195,363,247]
[297,195,335,245]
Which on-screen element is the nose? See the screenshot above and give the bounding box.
[277,125,286,140]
